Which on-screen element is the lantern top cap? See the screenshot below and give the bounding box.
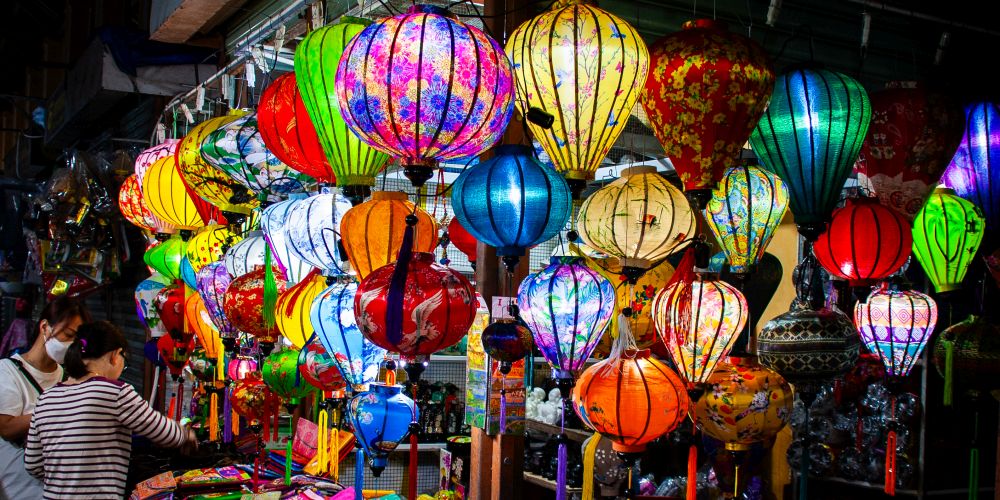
[494,144,534,156]
[368,382,403,395]
[682,19,727,31]
[932,186,957,196]
[548,255,585,266]
[245,230,264,238]
[406,4,457,19]
[370,191,409,202]
[620,165,658,177]
[552,0,597,8]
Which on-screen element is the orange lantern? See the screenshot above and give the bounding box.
[340,191,439,279]
[275,271,327,349]
[185,291,221,360]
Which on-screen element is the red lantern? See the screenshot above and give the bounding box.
[154,283,188,342]
[814,197,912,286]
[230,372,279,423]
[447,217,478,266]
[157,333,193,381]
[223,266,288,351]
[298,342,347,392]
[258,73,334,185]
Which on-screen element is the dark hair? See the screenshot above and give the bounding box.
[28,296,92,347]
[63,321,128,379]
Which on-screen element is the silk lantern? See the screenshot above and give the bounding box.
[312,278,387,392]
[337,5,514,188]
[154,283,190,343]
[186,224,241,274]
[294,18,391,202]
[298,341,347,393]
[176,111,258,215]
[705,165,789,275]
[223,231,267,278]
[481,320,534,375]
[641,19,774,208]
[230,372,277,423]
[185,290,221,359]
[507,0,647,196]
[196,261,239,347]
[856,81,963,220]
[749,68,872,240]
[276,271,326,349]
[261,197,314,284]
[578,166,695,281]
[912,187,985,292]
[187,348,216,382]
[348,383,419,476]
[855,284,938,379]
[142,156,211,232]
[119,174,158,232]
[814,197,912,286]
[228,354,259,381]
[446,217,478,266]
[157,333,193,381]
[262,349,316,406]
[144,235,187,282]
[341,192,439,279]
[285,191,353,275]
[179,257,198,289]
[136,273,171,338]
[450,145,572,271]
[134,139,179,184]
[223,265,288,352]
[257,72,336,185]
[942,102,1000,241]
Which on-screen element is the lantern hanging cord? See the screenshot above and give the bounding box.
[772,24,816,63]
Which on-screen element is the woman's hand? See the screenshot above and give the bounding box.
[179,426,199,455]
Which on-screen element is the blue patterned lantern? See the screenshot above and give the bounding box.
[451,144,572,271]
[941,101,1000,250]
[261,196,315,284]
[223,231,267,278]
[136,273,171,338]
[348,383,419,476]
[285,190,353,275]
[311,278,386,392]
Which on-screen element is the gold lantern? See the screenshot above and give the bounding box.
[339,191,439,279]
[142,156,209,232]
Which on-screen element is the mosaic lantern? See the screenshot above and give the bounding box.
[257,72,336,185]
[285,191,353,275]
[144,235,187,282]
[175,111,257,215]
[912,187,985,292]
[814,197,912,286]
[941,101,1000,248]
[260,196,314,284]
[340,192,439,279]
[223,231,268,279]
[275,272,326,349]
[348,383,419,476]
[185,224,241,274]
[298,341,347,393]
[855,285,938,378]
[223,265,288,352]
[312,278,386,392]
[261,349,317,407]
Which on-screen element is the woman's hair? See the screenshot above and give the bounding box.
[28,295,92,346]
[63,321,128,379]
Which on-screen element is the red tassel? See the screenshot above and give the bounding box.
[409,432,419,498]
[885,430,897,495]
[167,393,176,420]
[687,443,697,500]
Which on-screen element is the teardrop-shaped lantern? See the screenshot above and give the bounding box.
[911,187,985,292]
[276,271,326,349]
[506,0,647,196]
[348,383,418,476]
[641,19,774,207]
[119,174,158,232]
[257,72,336,185]
[285,191,353,275]
[142,156,211,232]
[154,282,189,342]
[941,101,1000,250]
[814,197,912,286]
[176,111,257,215]
[337,4,514,188]
[185,224,241,274]
[223,231,267,278]
[262,349,317,407]
[196,261,239,346]
[223,265,288,351]
[157,333,193,381]
[341,192,439,280]
[749,68,872,241]
[144,235,187,282]
[312,278,387,392]
[855,284,938,378]
[260,197,314,284]
[185,290,221,360]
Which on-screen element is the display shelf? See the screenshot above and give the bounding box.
[799,475,919,496]
[524,471,583,494]
[524,419,593,443]
[395,442,448,452]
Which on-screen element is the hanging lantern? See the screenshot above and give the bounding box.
[223,231,268,278]
[855,81,964,220]
[196,261,240,348]
[941,102,1000,249]
[223,265,288,352]
[201,113,316,202]
[584,256,674,358]
[257,72,337,186]
[337,4,514,188]
[230,372,277,423]
[144,235,187,282]
[641,19,774,207]
[154,283,190,343]
[185,290,221,359]
[276,271,326,349]
[187,349,217,382]
[185,224,241,274]
[573,349,689,453]
[261,197,314,284]
[450,145,572,271]
[481,320,534,373]
[118,174,158,232]
[855,284,938,379]
[446,217,479,267]
[312,279,387,392]
[176,111,258,215]
[341,192,440,279]
[228,354,260,381]
[749,68,872,241]
[912,187,985,293]
[709,252,784,355]
[179,257,198,289]
[578,166,695,281]
[142,156,211,232]
[157,333,193,381]
[136,273,171,338]
[506,1,647,196]
[134,139,179,184]
[348,384,418,477]
[285,191,353,275]
[298,341,347,393]
[262,349,317,407]
[705,165,789,275]
[932,315,1000,399]
[294,19,391,202]
[813,197,912,287]
[652,275,749,385]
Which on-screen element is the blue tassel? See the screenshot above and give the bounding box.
[385,223,415,347]
[355,448,365,500]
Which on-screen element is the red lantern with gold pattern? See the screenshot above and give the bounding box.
[230,372,278,423]
[814,197,912,286]
[157,333,193,381]
[257,73,335,185]
[223,266,288,352]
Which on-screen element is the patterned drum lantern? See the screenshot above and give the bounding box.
[814,197,912,286]
[262,349,317,406]
[223,265,288,351]
[855,285,938,378]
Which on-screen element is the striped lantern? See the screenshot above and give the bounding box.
[814,197,912,286]
[260,196,314,284]
[223,231,268,279]
[118,174,158,232]
[141,156,211,232]
[258,73,337,186]
[854,285,938,378]
[275,271,326,349]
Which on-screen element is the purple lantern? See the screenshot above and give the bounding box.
[941,102,1000,250]
[196,261,240,350]
[854,285,938,378]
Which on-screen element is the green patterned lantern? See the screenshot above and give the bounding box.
[261,348,317,409]
[294,18,391,204]
[912,187,985,293]
[144,235,188,282]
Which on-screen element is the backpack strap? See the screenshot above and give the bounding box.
[7,358,44,395]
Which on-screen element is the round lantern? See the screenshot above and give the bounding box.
[119,174,159,232]
[187,348,216,382]
[185,224,241,274]
[446,217,478,266]
[941,101,1000,248]
[144,235,187,281]
[294,18,391,201]
[142,156,211,231]
[705,165,789,275]
[641,19,774,208]
[856,81,964,220]
[518,256,616,379]
[262,349,316,406]
[298,341,347,393]
[932,315,1000,396]
[813,197,912,286]
[154,283,189,342]
[276,272,326,349]
[749,67,872,241]
[573,349,689,453]
[200,113,316,202]
[506,0,647,195]
[257,72,337,185]
[355,252,476,362]
[136,273,171,338]
[341,192,439,279]
[312,279,387,392]
[223,265,288,352]
[196,261,239,347]
[337,4,514,188]
[855,285,938,379]
[481,320,534,373]
[185,290,221,359]
[261,197,314,284]
[230,372,277,423]
[693,357,793,450]
[450,145,572,270]
[228,354,259,381]
[134,139,179,183]
[652,276,749,385]
[912,187,985,293]
[175,110,257,215]
[223,231,267,278]
[348,383,419,476]
[578,166,695,281]
[285,191,353,275]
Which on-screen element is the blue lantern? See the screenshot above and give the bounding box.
[285,190,353,275]
[941,101,1000,250]
[450,144,572,271]
[310,278,386,392]
[348,383,418,476]
[179,256,198,289]
[261,195,315,284]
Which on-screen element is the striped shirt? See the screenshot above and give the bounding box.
[24,377,186,499]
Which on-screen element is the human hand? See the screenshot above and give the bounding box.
[179,428,199,455]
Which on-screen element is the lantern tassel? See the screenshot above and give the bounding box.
[499,385,508,434]
[969,447,979,500]
[209,393,219,441]
[582,435,599,500]
[224,387,233,443]
[354,448,364,500]
[331,428,340,481]
[556,438,568,500]
[885,429,897,495]
[604,311,638,372]
[943,338,954,406]
[263,243,278,328]
[284,433,293,486]
[386,223,415,347]
[686,442,697,500]
[315,409,329,476]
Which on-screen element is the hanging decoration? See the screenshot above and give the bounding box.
[348,383,418,476]
[584,256,674,358]
[932,315,1000,404]
[185,290,221,359]
[157,333,193,381]
[337,5,514,188]
[142,156,212,232]
[749,67,872,240]
[223,265,288,353]
[154,283,190,343]
[297,341,347,393]
[813,197,912,286]
[855,284,938,379]
[257,72,337,186]
[134,139,180,184]
[261,196,314,284]
[118,174,159,233]
[506,0,648,197]
[941,101,1000,249]
[228,354,260,381]
[641,19,774,208]
[176,111,258,215]
[144,236,187,282]
[341,192,439,279]
[285,191,353,275]
[482,318,534,432]
[185,224,241,274]
[187,348,217,382]
[179,257,198,289]
[230,372,278,424]
[276,271,326,349]
[911,187,985,293]
[312,278,386,393]
[446,217,479,267]
[196,261,240,350]
[223,231,268,278]
[262,349,317,408]
[136,273,171,338]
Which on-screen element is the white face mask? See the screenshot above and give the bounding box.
[44,337,73,364]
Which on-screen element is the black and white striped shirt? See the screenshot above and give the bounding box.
[24,377,186,499]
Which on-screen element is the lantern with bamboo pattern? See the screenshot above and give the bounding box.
[260,197,314,284]
[941,101,1000,247]
[176,111,257,215]
[340,192,439,279]
[912,187,985,293]
[312,279,386,392]
[285,192,353,275]
[855,285,938,378]
[185,224,241,274]
[276,271,326,349]
[814,197,912,286]
[142,156,211,232]
[258,72,336,186]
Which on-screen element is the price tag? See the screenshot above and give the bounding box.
[194,86,205,111]
[179,103,194,124]
[245,61,256,88]
[491,296,516,321]
[155,123,166,143]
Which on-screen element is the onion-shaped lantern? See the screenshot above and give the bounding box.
[912,187,985,293]
[312,278,387,392]
[578,166,695,281]
[814,197,912,286]
[154,283,189,343]
[337,4,514,188]
[261,197,314,284]
[341,192,439,279]
[262,349,317,408]
[136,273,171,338]
[144,235,187,282]
[176,111,257,215]
[196,261,239,348]
[275,272,326,349]
[705,165,789,275]
[223,231,268,278]
[855,284,938,379]
[749,68,872,241]
[481,320,534,374]
[134,139,179,184]
[223,265,288,352]
[285,191,353,275]
[294,18,391,201]
[641,19,774,207]
[257,72,336,185]
[142,156,212,232]
[348,383,419,476]
[506,0,647,196]
[297,341,347,393]
[446,217,478,266]
[119,174,159,233]
[228,354,259,381]
[450,145,572,271]
[185,224,241,274]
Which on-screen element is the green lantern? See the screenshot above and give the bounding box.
[749,67,871,241]
[144,235,188,281]
[912,187,985,293]
[261,348,316,408]
[294,18,391,204]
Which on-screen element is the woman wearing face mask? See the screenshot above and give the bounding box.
[0,296,90,498]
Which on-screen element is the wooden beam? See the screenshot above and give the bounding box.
[150,0,249,43]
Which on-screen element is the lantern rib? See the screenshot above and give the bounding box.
[569,265,582,372]
[783,74,806,219]
[542,12,571,172]
[514,155,528,247]
[571,5,583,175]
[643,178,683,262]
[309,28,339,169]
[414,14,429,156]
[742,167,754,258]
[649,355,685,430]
[385,20,407,158]
[546,264,566,371]
[632,357,654,447]
[534,160,554,246]
[360,23,389,153]
[696,281,721,384]
[483,161,503,248]
[633,173,651,262]
[582,5,603,176]
[817,73,836,215]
